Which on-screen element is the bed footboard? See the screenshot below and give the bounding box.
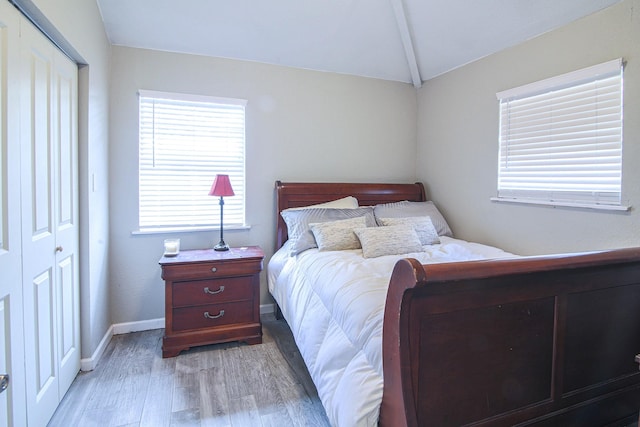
[380,248,640,427]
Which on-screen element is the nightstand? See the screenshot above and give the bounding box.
[158,246,264,358]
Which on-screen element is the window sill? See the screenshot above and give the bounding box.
[132,225,251,235]
[490,197,630,212]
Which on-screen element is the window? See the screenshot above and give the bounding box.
[494,58,626,210]
[138,90,246,231]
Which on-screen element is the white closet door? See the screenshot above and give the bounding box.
[20,18,59,427]
[20,15,79,427]
[52,45,80,397]
[0,2,27,427]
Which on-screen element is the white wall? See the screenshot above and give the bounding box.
[108,46,417,324]
[416,0,640,255]
[28,0,112,359]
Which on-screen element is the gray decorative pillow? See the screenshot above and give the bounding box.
[373,201,453,237]
[354,225,423,258]
[281,207,375,255]
[378,216,440,245]
[309,216,367,251]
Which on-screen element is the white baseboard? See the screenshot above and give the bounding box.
[80,324,113,372]
[260,303,275,315]
[80,304,276,371]
[112,317,165,335]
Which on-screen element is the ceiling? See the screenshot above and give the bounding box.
[96,0,622,87]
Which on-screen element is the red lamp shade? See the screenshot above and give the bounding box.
[209,174,235,197]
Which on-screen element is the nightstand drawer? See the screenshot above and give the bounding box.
[162,259,262,281]
[172,277,252,307]
[172,300,254,331]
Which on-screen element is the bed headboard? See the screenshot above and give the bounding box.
[275,181,426,250]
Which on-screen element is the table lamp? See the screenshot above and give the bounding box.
[209,174,235,251]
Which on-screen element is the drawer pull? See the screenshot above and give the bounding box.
[203,285,225,295]
[204,310,225,320]
[211,267,217,273]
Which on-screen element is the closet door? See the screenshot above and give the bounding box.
[20,15,79,427]
[0,2,27,427]
[51,43,80,398]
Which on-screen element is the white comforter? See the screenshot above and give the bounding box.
[268,237,514,427]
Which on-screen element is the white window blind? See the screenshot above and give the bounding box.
[138,90,246,231]
[495,59,624,208]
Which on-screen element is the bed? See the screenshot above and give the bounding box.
[268,181,640,427]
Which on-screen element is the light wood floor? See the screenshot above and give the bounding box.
[47,315,331,427]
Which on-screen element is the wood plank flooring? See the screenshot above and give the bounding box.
[46,314,640,427]
[47,315,331,427]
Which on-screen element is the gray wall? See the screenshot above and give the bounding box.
[416,0,640,255]
[29,0,639,340]
[108,46,417,324]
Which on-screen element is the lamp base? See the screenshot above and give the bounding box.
[214,241,230,251]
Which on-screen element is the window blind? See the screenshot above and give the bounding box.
[138,90,246,231]
[496,59,623,207]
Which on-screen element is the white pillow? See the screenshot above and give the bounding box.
[354,225,423,258]
[378,216,440,245]
[309,216,367,251]
[285,196,358,210]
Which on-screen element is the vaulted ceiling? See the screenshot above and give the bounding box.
[96,0,622,88]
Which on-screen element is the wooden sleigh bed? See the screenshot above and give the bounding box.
[272,181,640,426]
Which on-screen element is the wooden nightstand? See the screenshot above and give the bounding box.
[159,246,264,358]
